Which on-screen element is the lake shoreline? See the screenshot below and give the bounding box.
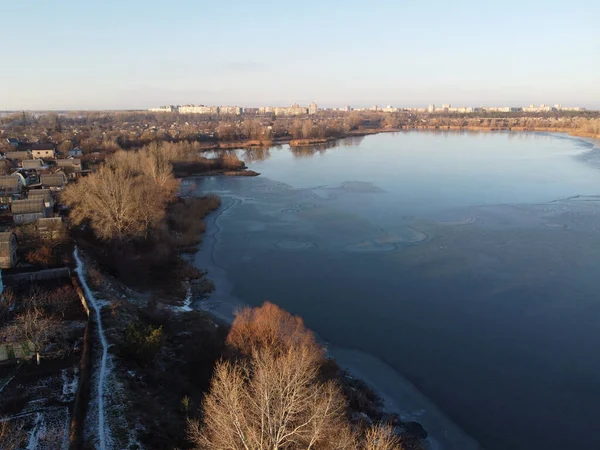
[192,126,599,155]
[192,195,483,450]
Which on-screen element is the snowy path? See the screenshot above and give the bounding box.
[74,248,109,450]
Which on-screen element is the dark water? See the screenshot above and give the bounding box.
[191,132,600,450]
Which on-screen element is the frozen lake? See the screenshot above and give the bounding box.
[191,131,600,450]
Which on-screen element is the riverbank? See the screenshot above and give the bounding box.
[189,126,600,157]
[192,195,483,450]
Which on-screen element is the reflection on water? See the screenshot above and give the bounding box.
[242,147,271,163]
[193,132,600,450]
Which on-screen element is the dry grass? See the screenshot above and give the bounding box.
[168,195,221,248]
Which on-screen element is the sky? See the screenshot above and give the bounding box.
[2,0,599,110]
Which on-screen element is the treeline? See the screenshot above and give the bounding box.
[187,302,417,450]
[3,111,599,164]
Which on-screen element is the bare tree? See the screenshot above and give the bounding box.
[190,302,406,450]
[188,346,349,450]
[63,163,166,241]
[226,302,322,358]
[363,425,403,450]
[3,307,61,364]
[0,419,27,450]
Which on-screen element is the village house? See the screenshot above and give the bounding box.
[28,189,54,211]
[11,198,49,224]
[22,159,44,171]
[40,172,67,190]
[31,143,56,159]
[0,174,24,197]
[56,158,82,171]
[0,232,18,268]
[5,150,31,161]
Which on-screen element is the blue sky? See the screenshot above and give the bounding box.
[2,0,599,110]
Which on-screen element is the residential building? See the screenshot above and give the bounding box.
[342,105,351,112]
[264,104,309,116]
[31,143,56,159]
[308,102,318,115]
[28,189,54,211]
[40,173,67,189]
[5,151,31,161]
[11,199,48,224]
[428,104,436,113]
[522,104,554,113]
[0,175,23,196]
[149,105,177,113]
[0,232,18,268]
[22,159,44,170]
[178,105,219,114]
[56,158,82,171]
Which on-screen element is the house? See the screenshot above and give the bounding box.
[0,232,18,268]
[11,198,48,224]
[56,158,82,171]
[22,159,44,170]
[0,175,23,196]
[5,151,31,161]
[40,173,67,189]
[27,189,54,208]
[28,189,54,211]
[31,143,56,159]
[67,148,83,158]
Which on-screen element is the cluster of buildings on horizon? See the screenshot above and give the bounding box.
[149,102,586,115]
[150,102,319,116]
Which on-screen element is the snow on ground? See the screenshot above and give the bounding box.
[74,248,113,450]
[60,367,78,402]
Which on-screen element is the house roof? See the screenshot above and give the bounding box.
[6,151,31,160]
[56,158,81,166]
[0,232,16,255]
[40,173,66,187]
[28,189,53,202]
[31,143,55,151]
[11,199,45,214]
[0,176,20,189]
[22,159,43,169]
[0,232,16,243]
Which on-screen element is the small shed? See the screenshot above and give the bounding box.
[0,232,18,268]
[36,217,64,239]
[11,198,47,224]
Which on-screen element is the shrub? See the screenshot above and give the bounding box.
[123,322,164,366]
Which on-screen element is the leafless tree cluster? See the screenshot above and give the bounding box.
[188,302,404,450]
[63,143,179,241]
[0,285,75,364]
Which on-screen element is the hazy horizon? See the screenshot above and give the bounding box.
[2,0,599,110]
